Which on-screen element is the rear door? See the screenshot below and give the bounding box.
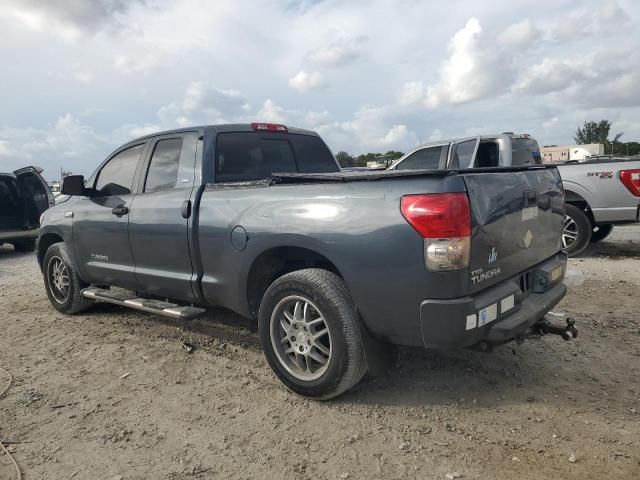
[462,166,564,293]
[128,132,198,301]
[14,166,55,224]
[72,142,146,289]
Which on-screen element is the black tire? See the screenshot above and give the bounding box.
[590,224,614,243]
[43,242,93,314]
[13,238,36,252]
[563,204,592,257]
[258,268,367,400]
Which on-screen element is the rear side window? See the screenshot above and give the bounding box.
[290,135,338,173]
[512,138,542,165]
[215,132,337,182]
[449,140,477,169]
[145,138,183,193]
[95,143,145,196]
[396,146,446,170]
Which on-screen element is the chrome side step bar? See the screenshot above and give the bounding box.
[82,287,206,321]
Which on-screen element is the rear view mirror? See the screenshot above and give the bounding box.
[61,175,87,196]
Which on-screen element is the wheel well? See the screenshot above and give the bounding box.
[564,190,595,227]
[37,233,63,270]
[246,246,342,318]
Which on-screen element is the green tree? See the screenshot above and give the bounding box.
[335,151,355,167]
[574,120,623,146]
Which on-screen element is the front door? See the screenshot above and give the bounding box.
[72,142,146,290]
[128,133,198,301]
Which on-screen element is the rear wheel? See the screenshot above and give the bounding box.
[563,204,592,257]
[258,268,366,400]
[43,242,93,314]
[590,224,614,243]
[12,238,36,252]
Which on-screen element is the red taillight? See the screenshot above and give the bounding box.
[401,193,471,238]
[620,169,640,197]
[251,122,288,132]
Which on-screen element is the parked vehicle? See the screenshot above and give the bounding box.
[38,123,570,399]
[0,166,54,252]
[556,156,640,255]
[390,136,640,256]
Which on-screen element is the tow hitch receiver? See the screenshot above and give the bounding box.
[536,317,578,341]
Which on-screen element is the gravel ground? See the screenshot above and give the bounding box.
[1,227,639,479]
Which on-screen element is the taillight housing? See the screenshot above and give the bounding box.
[401,193,471,271]
[251,122,288,132]
[619,169,640,197]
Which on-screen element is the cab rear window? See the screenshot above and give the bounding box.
[215,132,338,182]
[512,138,542,165]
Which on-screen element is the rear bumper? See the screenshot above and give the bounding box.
[420,253,567,349]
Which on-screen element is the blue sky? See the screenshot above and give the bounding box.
[0,0,638,179]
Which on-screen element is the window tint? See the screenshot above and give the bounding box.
[290,135,338,173]
[95,143,145,196]
[396,146,445,170]
[449,140,477,169]
[145,138,183,193]
[476,141,499,167]
[215,133,299,182]
[512,138,542,165]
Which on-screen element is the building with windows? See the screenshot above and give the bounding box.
[541,143,604,163]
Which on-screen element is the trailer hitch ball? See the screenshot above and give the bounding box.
[537,317,578,341]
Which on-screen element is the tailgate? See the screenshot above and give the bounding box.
[463,167,564,294]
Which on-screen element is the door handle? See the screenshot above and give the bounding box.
[112,205,129,216]
[181,200,192,219]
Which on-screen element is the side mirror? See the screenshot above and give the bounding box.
[61,175,87,196]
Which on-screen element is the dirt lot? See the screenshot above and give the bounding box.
[1,228,639,480]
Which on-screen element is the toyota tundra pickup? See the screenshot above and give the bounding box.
[38,123,570,399]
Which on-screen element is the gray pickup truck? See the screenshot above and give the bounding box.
[38,123,571,399]
[557,157,640,255]
[391,135,640,255]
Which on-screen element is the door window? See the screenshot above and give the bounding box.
[144,138,183,193]
[396,146,446,170]
[449,140,477,169]
[94,144,145,196]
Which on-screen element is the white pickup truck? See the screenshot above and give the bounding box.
[389,134,640,256]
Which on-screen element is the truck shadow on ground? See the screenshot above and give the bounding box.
[94,302,568,408]
[579,227,640,259]
[0,246,35,259]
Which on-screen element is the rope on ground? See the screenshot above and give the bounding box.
[0,366,22,480]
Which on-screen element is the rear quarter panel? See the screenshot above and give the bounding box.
[197,175,468,346]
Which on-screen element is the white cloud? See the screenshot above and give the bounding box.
[307,36,367,67]
[397,81,425,106]
[288,70,325,92]
[425,18,513,108]
[158,82,249,126]
[256,99,287,123]
[552,0,631,42]
[498,19,540,47]
[514,58,589,95]
[73,71,93,83]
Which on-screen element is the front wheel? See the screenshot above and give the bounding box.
[563,204,592,257]
[43,242,93,314]
[258,268,367,400]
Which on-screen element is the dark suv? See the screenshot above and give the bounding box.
[0,166,54,252]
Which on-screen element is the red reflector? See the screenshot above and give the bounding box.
[251,122,288,132]
[620,169,640,197]
[401,193,471,238]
